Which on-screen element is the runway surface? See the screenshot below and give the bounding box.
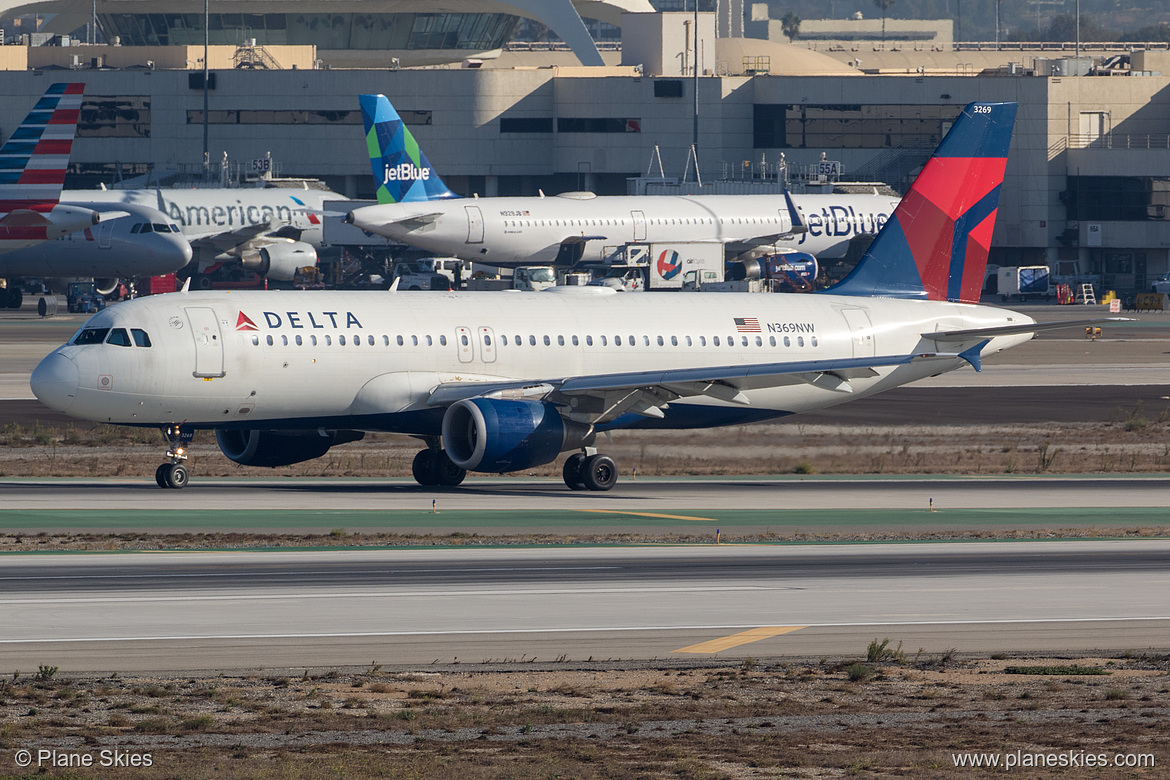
[4,475,1170,535]
[2,542,1167,672]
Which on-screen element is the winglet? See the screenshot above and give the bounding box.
[359,94,458,204]
[959,339,990,372]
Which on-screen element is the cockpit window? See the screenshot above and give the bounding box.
[73,328,109,345]
[106,328,132,347]
[131,329,152,347]
[138,223,153,233]
[152,223,171,233]
[170,224,181,233]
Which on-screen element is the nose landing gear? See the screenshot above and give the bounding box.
[155,424,193,489]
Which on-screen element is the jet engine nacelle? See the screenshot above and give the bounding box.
[441,398,593,473]
[93,278,119,296]
[44,204,102,238]
[216,428,364,467]
[239,241,317,281]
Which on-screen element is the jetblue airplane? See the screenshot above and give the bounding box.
[344,94,899,266]
[31,102,1111,491]
[0,83,130,307]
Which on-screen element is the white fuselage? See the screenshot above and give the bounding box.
[348,193,899,266]
[33,289,1032,433]
[0,203,192,280]
[61,188,338,249]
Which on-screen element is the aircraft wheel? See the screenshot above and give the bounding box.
[164,463,189,489]
[581,454,617,491]
[562,453,587,490]
[411,450,440,486]
[155,464,169,488]
[435,451,467,486]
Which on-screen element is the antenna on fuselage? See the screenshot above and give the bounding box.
[180,276,191,293]
[388,276,400,292]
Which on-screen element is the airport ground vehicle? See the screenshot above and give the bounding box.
[589,242,724,291]
[464,266,557,291]
[393,257,470,290]
[998,265,1053,301]
[65,282,106,314]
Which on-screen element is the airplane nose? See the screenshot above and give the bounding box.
[31,352,79,413]
[167,233,194,263]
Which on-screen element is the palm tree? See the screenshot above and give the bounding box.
[873,0,896,42]
[781,12,801,41]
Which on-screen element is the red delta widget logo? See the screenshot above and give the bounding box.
[657,249,682,280]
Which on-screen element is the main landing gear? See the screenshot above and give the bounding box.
[155,425,192,489]
[562,450,618,491]
[411,446,467,487]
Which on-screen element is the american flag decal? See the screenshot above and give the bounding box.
[734,317,761,333]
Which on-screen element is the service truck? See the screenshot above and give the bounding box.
[588,242,724,291]
[997,265,1052,301]
[463,265,557,291]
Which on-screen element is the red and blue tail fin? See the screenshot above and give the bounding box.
[826,102,1017,304]
[0,83,84,210]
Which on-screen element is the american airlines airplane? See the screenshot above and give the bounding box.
[0,202,192,298]
[344,94,899,266]
[0,83,129,307]
[31,102,1111,491]
[57,185,341,287]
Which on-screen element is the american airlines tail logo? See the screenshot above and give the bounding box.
[382,163,431,183]
[236,312,259,331]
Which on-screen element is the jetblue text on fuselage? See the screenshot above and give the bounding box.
[383,163,431,183]
[796,207,889,245]
[262,311,364,329]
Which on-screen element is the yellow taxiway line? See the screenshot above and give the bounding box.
[672,626,807,654]
[573,509,719,523]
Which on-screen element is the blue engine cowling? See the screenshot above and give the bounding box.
[216,428,364,467]
[441,398,592,473]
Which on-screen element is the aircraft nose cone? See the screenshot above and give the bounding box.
[31,352,79,413]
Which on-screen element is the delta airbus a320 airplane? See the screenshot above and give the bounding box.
[31,101,1114,491]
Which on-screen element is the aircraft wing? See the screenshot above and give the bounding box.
[189,220,296,255]
[426,349,974,425]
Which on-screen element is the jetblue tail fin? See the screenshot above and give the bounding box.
[0,82,85,208]
[827,102,1017,304]
[359,94,458,204]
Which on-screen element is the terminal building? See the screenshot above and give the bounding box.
[0,0,1167,291]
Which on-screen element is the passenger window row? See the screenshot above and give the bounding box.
[497,334,817,348]
[252,333,451,348]
[250,332,818,349]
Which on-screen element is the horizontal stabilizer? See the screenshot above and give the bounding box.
[923,317,1133,342]
[560,234,607,245]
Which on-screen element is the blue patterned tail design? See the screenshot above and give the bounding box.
[360,94,458,204]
